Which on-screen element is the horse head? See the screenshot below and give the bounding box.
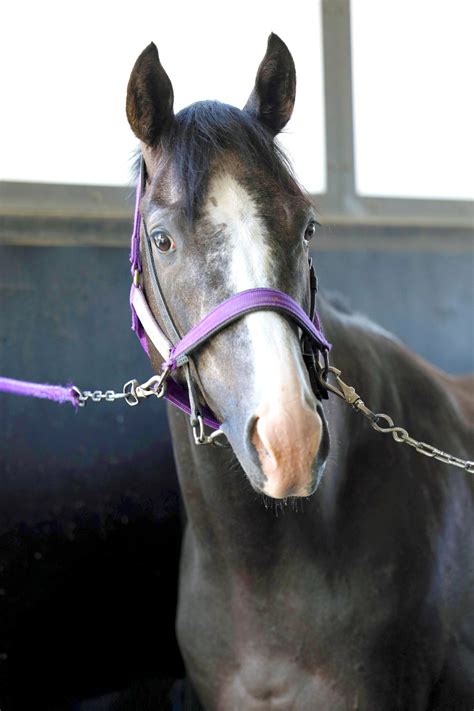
[126,34,330,499]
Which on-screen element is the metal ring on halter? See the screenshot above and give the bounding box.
[192,415,229,447]
[192,414,207,445]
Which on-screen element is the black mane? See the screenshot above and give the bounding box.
[160,101,306,221]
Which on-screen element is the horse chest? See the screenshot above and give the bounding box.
[213,656,355,711]
[176,547,402,710]
[178,603,376,710]
[178,604,360,710]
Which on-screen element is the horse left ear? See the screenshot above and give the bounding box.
[244,33,296,136]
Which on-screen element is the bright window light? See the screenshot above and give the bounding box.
[351,0,474,200]
[0,0,325,193]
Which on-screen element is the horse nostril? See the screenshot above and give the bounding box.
[251,416,276,466]
[248,402,322,499]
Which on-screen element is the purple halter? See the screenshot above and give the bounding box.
[129,158,331,436]
[0,158,330,433]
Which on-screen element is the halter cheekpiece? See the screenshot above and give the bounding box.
[128,158,332,445]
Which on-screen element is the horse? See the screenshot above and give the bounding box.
[125,34,474,710]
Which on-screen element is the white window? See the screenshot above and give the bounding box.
[0,0,326,193]
[351,0,474,200]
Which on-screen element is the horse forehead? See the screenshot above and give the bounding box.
[203,173,276,294]
[205,172,297,235]
[205,173,259,226]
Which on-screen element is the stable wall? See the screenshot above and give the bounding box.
[0,228,472,708]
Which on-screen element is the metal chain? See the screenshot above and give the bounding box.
[72,369,171,408]
[72,387,127,406]
[72,364,473,469]
[323,366,474,474]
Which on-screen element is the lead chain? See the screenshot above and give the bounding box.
[72,387,127,406]
[72,370,171,408]
[323,367,474,475]
[360,407,474,473]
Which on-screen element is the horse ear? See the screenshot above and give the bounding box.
[244,33,296,136]
[126,42,174,146]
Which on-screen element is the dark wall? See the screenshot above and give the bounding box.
[0,246,182,710]
[0,239,472,708]
[316,245,474,375]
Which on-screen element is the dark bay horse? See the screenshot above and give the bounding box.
[126,34,474,710]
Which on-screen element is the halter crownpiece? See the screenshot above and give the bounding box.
[128,157,332,443]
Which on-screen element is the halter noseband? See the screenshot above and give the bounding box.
[129,158,331,445]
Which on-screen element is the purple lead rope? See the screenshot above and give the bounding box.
[0,377,78,406]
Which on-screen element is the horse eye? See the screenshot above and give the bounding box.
[304,221,318,243]
[152,231,176,254]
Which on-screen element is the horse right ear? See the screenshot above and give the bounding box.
[126,42,174,146]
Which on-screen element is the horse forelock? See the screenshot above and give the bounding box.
[147,100,309,224]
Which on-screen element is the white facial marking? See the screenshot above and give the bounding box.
[206,174,308,404]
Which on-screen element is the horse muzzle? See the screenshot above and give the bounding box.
[251,403,323,498]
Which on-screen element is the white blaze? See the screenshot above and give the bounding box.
[206,174,308,403]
